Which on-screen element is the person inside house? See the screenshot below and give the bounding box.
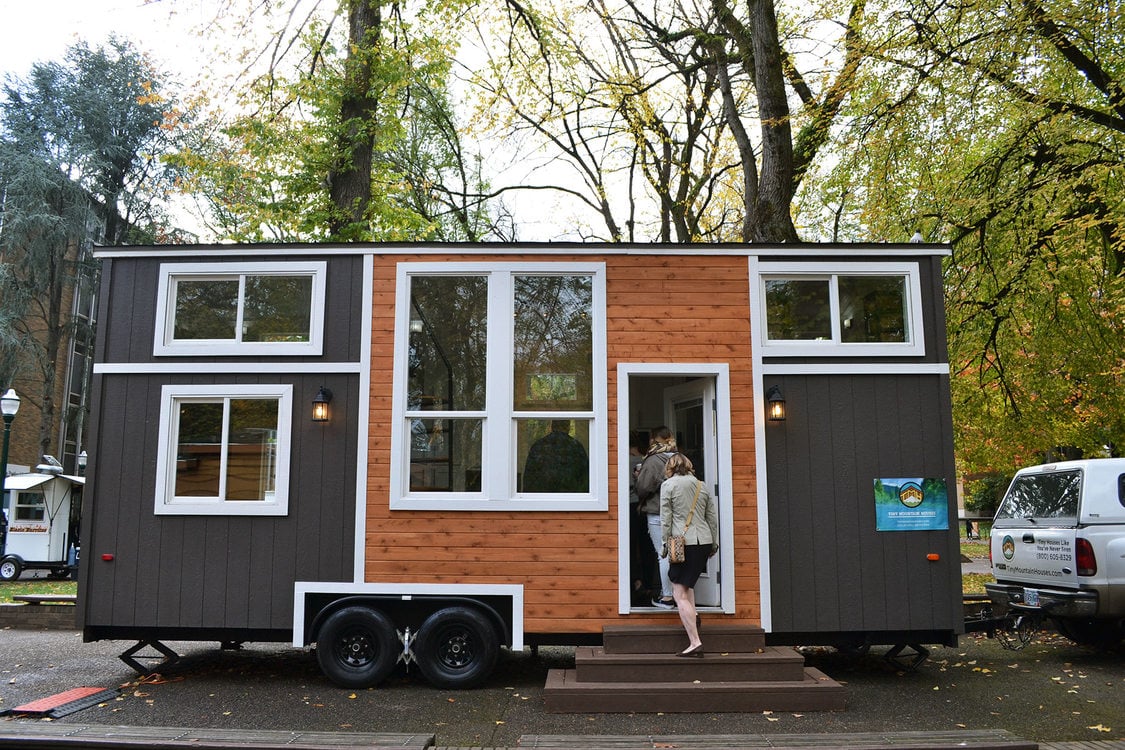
[660,452,718,657]
[634,426,678,609]
[522,420,589,493]
[628,430,658,605]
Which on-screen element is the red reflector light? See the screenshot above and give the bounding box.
[926,553,940,561]
[101,554,114,562]
[1076,538,1097,576]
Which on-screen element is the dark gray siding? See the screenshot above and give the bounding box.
[764,373,961,640]
[99,255,365,365]
[761,254,961,644]
[79,253,363,639]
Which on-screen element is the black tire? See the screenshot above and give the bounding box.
[0,558,21,581]
[315,606,399,688]
[415,606,499,689]
[1054,618,1125,650]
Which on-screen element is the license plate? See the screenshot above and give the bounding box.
[1023,588,1040,607]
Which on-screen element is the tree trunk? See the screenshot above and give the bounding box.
[747,0,798,242]
[328,0,383,238]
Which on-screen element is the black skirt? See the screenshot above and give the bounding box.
[667,543,711,588]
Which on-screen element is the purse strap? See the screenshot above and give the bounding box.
[683,479,702,531]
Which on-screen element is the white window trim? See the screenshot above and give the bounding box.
[153,261,327,357]
[389,262,608,511]
[757,261,926,358]
[154,383,293,516]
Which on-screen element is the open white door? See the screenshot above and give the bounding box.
[664,379,720,608]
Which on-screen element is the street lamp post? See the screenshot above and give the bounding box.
[0,388,21,520]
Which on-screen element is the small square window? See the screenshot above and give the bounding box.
[155,384,293,516]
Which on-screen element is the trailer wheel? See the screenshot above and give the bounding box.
[415,606,499,689]
[315,606,398,688]
[0,558,21,581]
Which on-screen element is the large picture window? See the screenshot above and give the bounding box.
[759,262,925,357]
[392,262,606,511]
[154,384,293,516]
[154,262,326,356]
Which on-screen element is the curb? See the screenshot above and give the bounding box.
[0,602,78,631]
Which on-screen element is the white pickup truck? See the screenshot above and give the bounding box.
[985,458,1125,648]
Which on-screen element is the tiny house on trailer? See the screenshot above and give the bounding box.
[78,242,962,692]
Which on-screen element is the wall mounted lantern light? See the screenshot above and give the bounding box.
[766,385,787,422]
[312,386,333,423]
[77,450,88,474]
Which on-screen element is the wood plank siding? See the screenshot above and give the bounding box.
[364,253,760,636]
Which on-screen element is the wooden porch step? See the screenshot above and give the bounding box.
[602,623,766,654]
[543,666,846,713]
[574,645,807,683]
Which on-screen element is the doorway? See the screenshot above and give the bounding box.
[617,363,733,614]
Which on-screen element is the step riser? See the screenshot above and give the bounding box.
[574,662,807,683]
[575,647,807,683]
[602,625,765,654]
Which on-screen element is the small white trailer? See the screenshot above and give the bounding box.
[1,465,83,581]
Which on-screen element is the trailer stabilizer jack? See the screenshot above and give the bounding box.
[119,640,180,676]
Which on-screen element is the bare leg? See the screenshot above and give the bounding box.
[672,582,701,651]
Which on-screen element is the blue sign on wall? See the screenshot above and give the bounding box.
[874,478,949,531]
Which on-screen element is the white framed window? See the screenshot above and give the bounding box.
[758,262,926,357]
[154,384,293,516]
[390,262,607,511]
[153,261,327,356]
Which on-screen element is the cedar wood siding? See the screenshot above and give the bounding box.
[78,255,363,638]
[365,253,760,635]
[762,255,962,641]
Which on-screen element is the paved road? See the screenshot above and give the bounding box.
[1,624,1122,748]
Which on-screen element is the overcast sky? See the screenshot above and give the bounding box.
[0,0,212,83]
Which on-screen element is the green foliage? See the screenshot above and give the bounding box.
[965,475,1010,516]
[178,1,502,242]
[808,0,1125,475]
[0,38,186,452]
[0,579,76,604]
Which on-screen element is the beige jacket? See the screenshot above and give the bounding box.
[660,474,718,552]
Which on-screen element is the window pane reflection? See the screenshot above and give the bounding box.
[408,276,488,411]
[513,276,593,411]
[174,279,238,340]
[839,276,907,343]
[243,275,313,342]
[225,399,279,501]
[765,279,830,340]
[409,418,483,492]
[517,418,590,493]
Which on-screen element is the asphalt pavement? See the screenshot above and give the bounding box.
[1,620,1122,748]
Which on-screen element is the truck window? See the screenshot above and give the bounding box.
[996,469,1081,520]
[1119,474,1125,508]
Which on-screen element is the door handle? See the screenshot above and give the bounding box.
[1022,533,1035,543]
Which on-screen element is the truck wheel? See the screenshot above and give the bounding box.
[0,558,21,581]
[415,606,499,689]
[315,606,399,688]
[1055,618,1124,650]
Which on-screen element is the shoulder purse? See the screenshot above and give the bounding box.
[668,480,702,564]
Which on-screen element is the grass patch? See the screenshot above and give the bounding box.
[962,572,992,595]
[0,579,77,604]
